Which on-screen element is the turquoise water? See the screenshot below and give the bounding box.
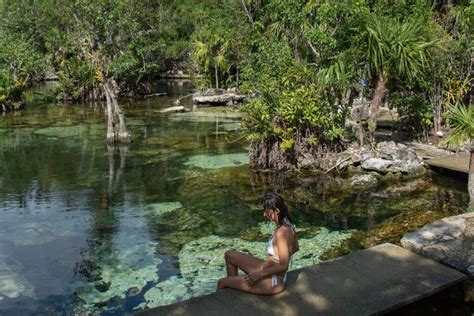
[0,81,469,314]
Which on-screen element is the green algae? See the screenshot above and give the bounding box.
[34,125,88,138]
[143,276,192,308]
[145,202,183,216]
[33,123,105,139]
[169,111,242,124]
[72,207,163,311]
[184,153,249,169]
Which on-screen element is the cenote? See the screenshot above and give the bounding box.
[0,81,469,315]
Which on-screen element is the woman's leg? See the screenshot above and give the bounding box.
[217,275,284,295]
[224,250,264,276]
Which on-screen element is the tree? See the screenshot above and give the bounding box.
[365,16,437,145]
[441,103,474,206]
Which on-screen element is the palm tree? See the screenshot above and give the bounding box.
[441,103,474,206]
[366,17,437,144]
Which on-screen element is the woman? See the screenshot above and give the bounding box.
[217,192,299,294]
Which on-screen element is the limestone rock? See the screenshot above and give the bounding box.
[401,212,474,277]
[192,89,246,105]
[351,174,379,191]
[361,158,392,173]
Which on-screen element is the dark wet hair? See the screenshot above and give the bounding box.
[261,192,292,226]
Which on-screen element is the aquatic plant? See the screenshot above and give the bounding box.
[145,202,183,216]
[184,153,249,169]
[142,276,191,308]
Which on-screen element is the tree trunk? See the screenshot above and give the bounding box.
[104,82,115,143]
[340,88,355,129]
[104,78,130,143]
[369,75,387,145]
[236,68,240,91]
[430,79,443,133]
[469,149,474,207]
[215,67,219,89]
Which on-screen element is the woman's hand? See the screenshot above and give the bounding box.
[244,270,263,286]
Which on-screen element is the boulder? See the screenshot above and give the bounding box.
[192,89,246,105]
[388,160,426,175]
[401,212,474,301]
[351,174,379,191]
[361,158,392,173]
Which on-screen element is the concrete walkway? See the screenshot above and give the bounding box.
[137,244,466,316]
[426,152,469,174]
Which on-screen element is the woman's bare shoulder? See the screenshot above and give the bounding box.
[275,225,295,239]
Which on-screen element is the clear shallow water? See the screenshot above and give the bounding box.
[0,81,469,315]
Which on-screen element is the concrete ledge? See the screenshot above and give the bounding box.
[136,243,467,316]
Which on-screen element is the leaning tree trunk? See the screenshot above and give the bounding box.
[469,148,474,207]
[104,78,131,144]
[369,74,387,146]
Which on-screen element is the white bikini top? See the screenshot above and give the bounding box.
[267,218,296,263]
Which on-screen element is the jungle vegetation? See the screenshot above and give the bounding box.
[0,0,472,150]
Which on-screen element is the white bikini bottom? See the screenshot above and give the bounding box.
[271,273,287,288]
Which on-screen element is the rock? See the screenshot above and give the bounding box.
[361,158,392,173]
[193,93,246,105]
[388,160,426,175]
[192,89,246,105]
[467,265,474,277]
[351,174,379,191]
[401,212,474,300]
[350,101,370,121]
[159,106,186,113]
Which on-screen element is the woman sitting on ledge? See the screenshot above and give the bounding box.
[217,192,299,294]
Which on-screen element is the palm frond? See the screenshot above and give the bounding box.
[441,104,474,150]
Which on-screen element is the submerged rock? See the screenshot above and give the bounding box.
[0,255,36,299]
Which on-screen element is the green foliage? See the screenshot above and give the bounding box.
[54,57,95,101]
[441,104,474,150]
[0,0,472,153]
[391,92,433,138]
[366,16,437,82]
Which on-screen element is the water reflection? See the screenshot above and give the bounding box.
[0,81,469,314]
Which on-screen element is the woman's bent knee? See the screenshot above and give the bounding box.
[224,250,237,261]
